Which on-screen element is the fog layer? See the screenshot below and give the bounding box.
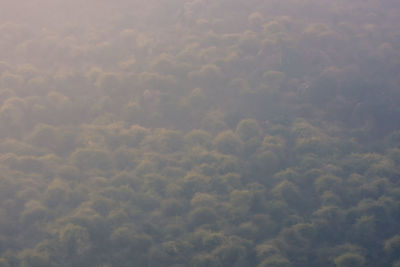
[0,0,399,266]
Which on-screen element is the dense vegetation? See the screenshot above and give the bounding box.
[0,0,400,266]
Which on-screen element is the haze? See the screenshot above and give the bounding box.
[0,0,399,266]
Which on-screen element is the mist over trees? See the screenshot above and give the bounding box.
[0,0,400,266]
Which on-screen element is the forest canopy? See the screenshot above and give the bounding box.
[0,0,400,266]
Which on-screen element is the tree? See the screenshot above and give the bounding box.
[353,215,376,244]
[314,174,342,194]
[189,64,223,89]
[161,198,187,217]
[187,87,208,110]
[271,180,302,209]
[334,253,365,267]
[312,206,345,241]
[384,235,400,257]
[44,178,69,208]
[19,250,52,267]
[248,12,264,30]
[251,150,281,181]
[256,243,281,261]
[236,118,262,142]
[184,129,212,148]
[71,148,113,173]
[141,129,184,153]
[192,254,219,267]
[191,193,218,208]
[201,110,228,134]
[262,71,285,93]
[258,255,291,267]
[110,226,152,252]
[212,241,250,267]
[58,223,91,258]
[20,200,48,225]
[214,131,243,155]
[188,207,218,229]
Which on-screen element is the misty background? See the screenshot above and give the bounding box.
[0,0,400,266]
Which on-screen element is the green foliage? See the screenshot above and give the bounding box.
[236,119,262,142]
[271,181,302,208]
[19,250,51,267]
[58,223,91,257]
[0,1,399,266]
[258,255,291,267]
[111,225,152,252]
[314,175,342,194]
[188,207,218,229]
[72,148,113,172]
[334,253,365,267]
[184,129,212,149]
[384,235,400,256]
[214,130,243,155]
[212,240,249,267]
[20,200,48,224]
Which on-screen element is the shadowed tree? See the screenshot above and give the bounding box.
[334,253,365,267]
